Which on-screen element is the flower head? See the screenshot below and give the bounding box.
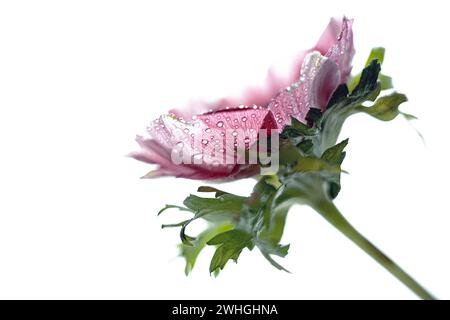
[131,17,354,179]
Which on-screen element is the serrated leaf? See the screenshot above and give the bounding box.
[207,229,253,273]
[180,223,233,275]
[321,139,349,165]
[179,192,246,245]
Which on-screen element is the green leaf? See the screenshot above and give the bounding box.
[348,47,393,91]
[350,60,381,100]
[179,192,246,245]
[354,92,408,121]
[292,156,341,174]
[183,193,245,221]
[379,74,393,91]
[321,138,349,165]
[280,117,318,139]
[306,107,323,127]
[180,223,233,275]
[158,204,192,216]
[321,139,349,199]
[207,229,253,273]
[320,59,408,152]
[197,186,229,197]
[260,251,291,273]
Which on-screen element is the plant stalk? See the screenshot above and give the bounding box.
[315,200,435,300]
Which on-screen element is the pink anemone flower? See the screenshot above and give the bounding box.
[131,17,354,179]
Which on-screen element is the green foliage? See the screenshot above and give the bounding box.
[207,229,254,273]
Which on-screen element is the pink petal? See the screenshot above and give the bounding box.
[131,107,275,180]
[169,17,354,119]
[320,17,355,82]
[267,52,340,128]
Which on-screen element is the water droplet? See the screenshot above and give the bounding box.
[242,117,247,122]
[244,137,250,143]
[216,121,224,128]
[183,128,189,133]
[251,114,256,118]
[204,118,210,123]
[232,131,238,137]
[233,119,238,123]
[202,139,208,145]
[219,148,225,153]
[205,128,211,133]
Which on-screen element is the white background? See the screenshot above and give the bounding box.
[0,0,449,299]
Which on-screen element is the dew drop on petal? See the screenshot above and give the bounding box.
[205,128,211,133]
[216,121,224,128]
[242,116,247,122]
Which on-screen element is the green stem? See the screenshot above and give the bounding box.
[315,200,435,300]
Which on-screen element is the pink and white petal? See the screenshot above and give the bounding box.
[168,17,353,120]
[133,106,275,179]
[324,17,355,83]
[268,52,340,128]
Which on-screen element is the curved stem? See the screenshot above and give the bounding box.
[314,200,435,300]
